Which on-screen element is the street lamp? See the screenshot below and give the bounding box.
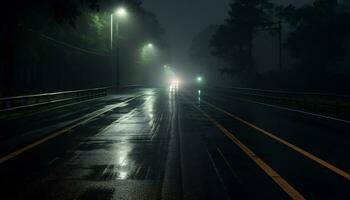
[197,76,203,82]
[147,43,154,48]
[141,42,156,63]
[116,7,127,17]
[111,7,128,89]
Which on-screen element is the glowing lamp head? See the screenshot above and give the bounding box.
[197,76,203,82]
[116,7,127,17]
[147,43,154,48]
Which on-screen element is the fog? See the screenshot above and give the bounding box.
[143,0,316,87]
[1,0,350,96]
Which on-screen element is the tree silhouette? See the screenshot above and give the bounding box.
[1,0,100,96]
[210,0,274,77]
[0,0,167,96]
[278,0,350,75]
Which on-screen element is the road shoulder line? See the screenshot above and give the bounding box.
[0,95,142,164]
[203,99,350,181]
[226,94,350,124]
[183,96,305,200]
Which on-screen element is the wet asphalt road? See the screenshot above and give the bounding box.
[0,87,349,200]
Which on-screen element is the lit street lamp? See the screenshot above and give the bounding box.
[116,7,127,17]
[141,42,156,63]
[111,7,128,89]
[197,76,203,82]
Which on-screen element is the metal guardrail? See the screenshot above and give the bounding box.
[0,87,111,115]
[213,86,350,112]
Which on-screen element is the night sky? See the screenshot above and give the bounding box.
[143,0,312,67]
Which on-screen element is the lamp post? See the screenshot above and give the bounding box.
[141,42,155,62]
[111,7,127,89]
[142,42,155,86]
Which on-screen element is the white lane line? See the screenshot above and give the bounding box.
[202,99,350,181]
[220,93,350,124]
[0,95,142,164]
[48,157,60,165]
[207,148,232,200]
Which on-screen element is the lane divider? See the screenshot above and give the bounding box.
[185,97,305,200]
[0,95,142,164]
[202,99,350,181]
[220,92,350,124]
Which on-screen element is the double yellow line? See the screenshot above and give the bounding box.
[185,94,350,199]
[196,107,306,199]
[202,99,350,181]
[186,98,305,199]
[0,95,141,164]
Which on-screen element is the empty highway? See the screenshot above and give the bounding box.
[0,88,349,200]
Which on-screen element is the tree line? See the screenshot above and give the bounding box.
[0,0,168,97]
[192,0,350,93]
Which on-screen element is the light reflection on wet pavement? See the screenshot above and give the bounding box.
[1,87,349,200]
[58,90,174,199]
[0,89,178,200]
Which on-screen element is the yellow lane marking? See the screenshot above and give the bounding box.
[0,95,141,164]
[191,101,305,200]
[203,100,350,181]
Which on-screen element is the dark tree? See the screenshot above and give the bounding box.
[278,0,350,75]
[0,0,168,96]
[0,0,100,97]
[210,0,274,76]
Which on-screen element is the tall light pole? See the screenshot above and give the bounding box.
[141,42,156,64]
[142,42,155,86]
[111,7,127,89]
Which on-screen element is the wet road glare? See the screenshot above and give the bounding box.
[0,87,349,200]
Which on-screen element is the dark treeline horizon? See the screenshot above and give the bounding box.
[188,0,350,93]
[0,0,169,97]
[1,0,350,96]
